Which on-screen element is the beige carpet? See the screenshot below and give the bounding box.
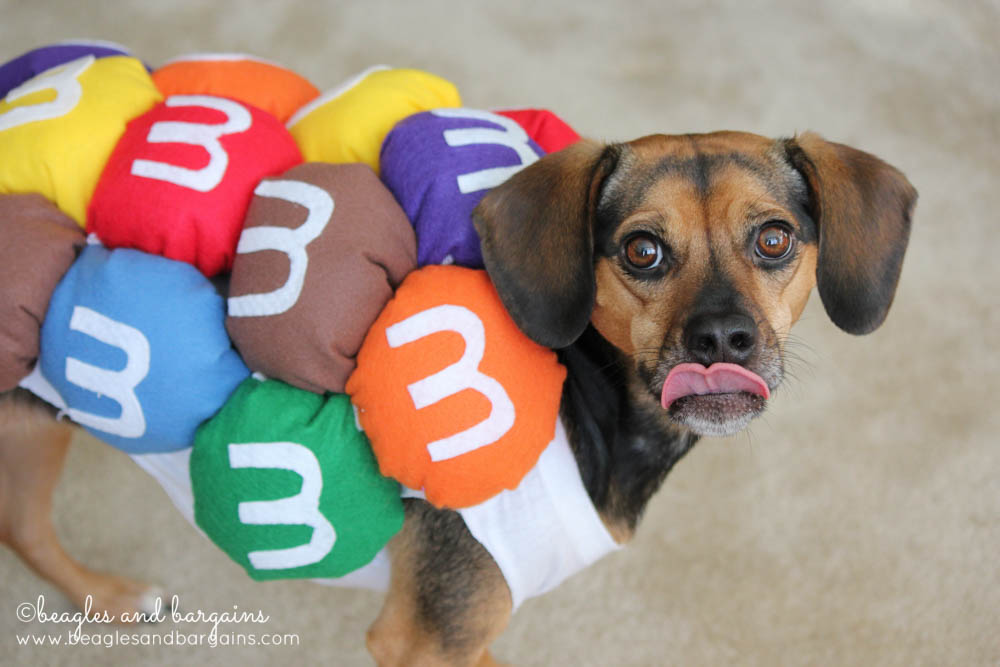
[1,1,997,665]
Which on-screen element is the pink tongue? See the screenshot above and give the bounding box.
[660,363,771,410]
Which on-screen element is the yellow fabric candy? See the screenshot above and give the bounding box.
[286,66,460,173]
[0,55,162,226]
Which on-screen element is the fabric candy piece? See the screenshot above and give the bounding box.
[151,54,320,123]
[287,66,461,173]
[226,163,416,394]
[37,244,249,453]
[0,40,134,98]
[0,194,86,391]
[131,444,394,590]
[87,95,302,277]
[0,55,162,226]
[380,108,544,268]
[191,377,404,581]
[496,109,580,154]
[346,265,567,509]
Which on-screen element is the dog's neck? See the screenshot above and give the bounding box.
[558,326,699,541]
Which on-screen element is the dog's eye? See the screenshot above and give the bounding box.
[755,222,793,260]
[623,233,664,270]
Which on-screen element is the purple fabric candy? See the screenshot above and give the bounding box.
[0,41,134,98]
[380,108,545,268]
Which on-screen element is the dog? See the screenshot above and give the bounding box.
[0,129,916,666]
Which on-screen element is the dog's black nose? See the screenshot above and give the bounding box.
[684,313,757,365]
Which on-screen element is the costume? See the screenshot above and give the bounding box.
[0,42,615,609]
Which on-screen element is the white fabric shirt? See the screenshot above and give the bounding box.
[130,417,620,612]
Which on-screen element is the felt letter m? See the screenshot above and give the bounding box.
[431,108,539,194]
[64,306,149,438]
[386,304,516,462]
[227,178,333,317]
[130,95,252,192]
[228,441,336,570]
[0,55,93,132]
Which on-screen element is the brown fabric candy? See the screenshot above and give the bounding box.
[226,162,416,394]
[0,193,86,391]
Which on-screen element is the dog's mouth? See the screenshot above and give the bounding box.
[660,363,771,437]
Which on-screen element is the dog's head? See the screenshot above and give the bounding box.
[474,131,917,437]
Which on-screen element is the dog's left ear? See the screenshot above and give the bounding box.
[473,140,621,348]
[784,132,918,335]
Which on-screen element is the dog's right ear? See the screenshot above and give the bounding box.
[473,140,621,349]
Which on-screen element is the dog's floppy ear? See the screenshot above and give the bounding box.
[473,140,620,348]
[784,132,917,335]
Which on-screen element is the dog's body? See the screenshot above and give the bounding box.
[0,130,916,666]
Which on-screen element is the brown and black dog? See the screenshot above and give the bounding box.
[0,130,916,666]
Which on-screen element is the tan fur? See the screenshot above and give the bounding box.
[368,509,512,666]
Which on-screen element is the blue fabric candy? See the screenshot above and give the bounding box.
[37,243,249,453]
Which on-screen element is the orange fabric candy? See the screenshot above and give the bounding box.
[346,266,566,509]
[152,54,320,123]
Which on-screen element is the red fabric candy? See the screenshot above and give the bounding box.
[496,109,580,153]
[87,95,302,276]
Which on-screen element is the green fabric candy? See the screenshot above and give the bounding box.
[191,377,403,581]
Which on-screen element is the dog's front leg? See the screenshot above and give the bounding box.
[368,499,513,667]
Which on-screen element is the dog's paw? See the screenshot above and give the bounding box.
[80,577,169,624]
